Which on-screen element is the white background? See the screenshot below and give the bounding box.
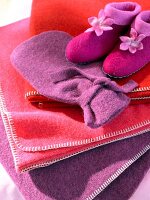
[0,0,32,26]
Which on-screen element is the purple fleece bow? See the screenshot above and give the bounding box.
[10,31,137,128]
[49,67,137,128]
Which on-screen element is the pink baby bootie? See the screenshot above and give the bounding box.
[66,2,141,63]
[103,11,150,78]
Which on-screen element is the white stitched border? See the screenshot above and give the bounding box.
[131,96,150,100]
[0,91,20,170]
[132,86,150,93]
[86,144,150,200]
[21,129,150,172]
[0,85,150,152]
[0,84,150,173]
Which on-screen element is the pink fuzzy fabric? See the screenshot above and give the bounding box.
[66,2,141,63]
[103,11,150,77]
[105,2,141,25]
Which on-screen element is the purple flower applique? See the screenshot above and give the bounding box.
[85,9,114,36]
[120,28,146,54]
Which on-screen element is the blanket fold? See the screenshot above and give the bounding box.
[1,113,150,200]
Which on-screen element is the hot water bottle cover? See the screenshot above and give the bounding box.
[11,31,137,128]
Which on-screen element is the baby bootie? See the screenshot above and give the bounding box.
[103,11,150,78]
[66,2,141,63]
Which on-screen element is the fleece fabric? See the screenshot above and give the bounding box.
[66,2,141,63]
[30,0,101,36]
[1,19,150,173]
[29,0,150,36]
[1,114,150,200]
[117,62,150,104]
[103,11,150,77]
[96,150,150,200]
[11,31,137,128]
[130,168,150,200]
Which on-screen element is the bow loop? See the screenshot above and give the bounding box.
[93,78,138,94]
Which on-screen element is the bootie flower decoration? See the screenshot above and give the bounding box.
[85,9,114,36]
[120,28,146,54]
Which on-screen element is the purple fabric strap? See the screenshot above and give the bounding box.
[49,66,137,128]
[50,66,137,93]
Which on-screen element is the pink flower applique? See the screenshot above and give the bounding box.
[120,28,146,54]
[85,9,114,36]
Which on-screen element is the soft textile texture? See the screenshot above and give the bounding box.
[11,31,137,128]
[1,113,150,200]
[130,169,150,200]
[25,90,150,106]
[117,62,150,104]
[29,0,150,101]
[30,0,101,36]
[95,150,150,200]
[66,2,141,63]
[1,19,150,173]
[0,164,25,200]
[103,11,150,77]
[29,0,149,36]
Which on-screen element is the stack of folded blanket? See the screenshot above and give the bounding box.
[0,0,150,199]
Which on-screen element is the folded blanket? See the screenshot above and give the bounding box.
[1,114,150,200]
[0,19,150,173]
